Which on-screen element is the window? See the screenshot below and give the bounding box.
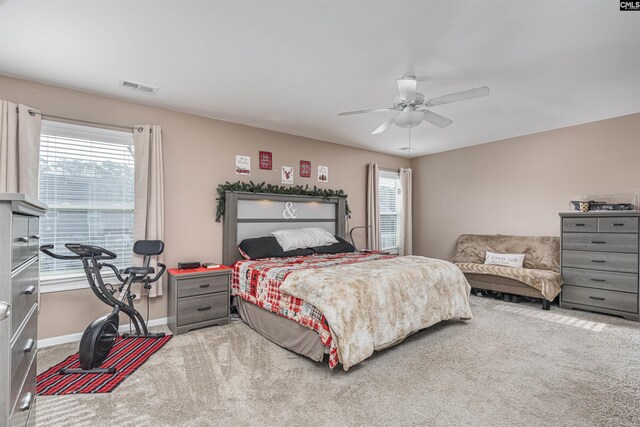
[379,169,401,252]
[38,121,135,280]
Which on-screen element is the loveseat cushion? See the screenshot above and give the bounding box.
[451,234,560,272]
[454,262,562,301]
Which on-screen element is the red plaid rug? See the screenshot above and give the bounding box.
[37,335,172,395]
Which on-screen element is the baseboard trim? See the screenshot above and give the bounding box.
[38,317,168,349]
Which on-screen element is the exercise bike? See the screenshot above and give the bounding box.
[40,240,167,375]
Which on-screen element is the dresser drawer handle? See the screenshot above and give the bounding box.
[612,223,625,227]
[196,306,212,312]
[24,285,36,295]
[588,296,606,301]
[17,236,29,243]
[574,223,585,227]
[589,278,606,282]
[199,283,210,289]
[590,260,606,263]
[24,338,35,353]
[20,392,33,411]
[589,241,606,244]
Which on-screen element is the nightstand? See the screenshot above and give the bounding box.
[167,267,232,335]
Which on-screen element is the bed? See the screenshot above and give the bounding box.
[223,191,472,370]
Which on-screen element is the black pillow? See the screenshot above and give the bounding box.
[312,236,356,255]
[238,236,314,260]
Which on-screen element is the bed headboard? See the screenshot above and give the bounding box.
[222,191,347,265]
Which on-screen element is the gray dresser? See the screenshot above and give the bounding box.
[167,268,231,335]
[560,211,639,321]
[0,194,46,427]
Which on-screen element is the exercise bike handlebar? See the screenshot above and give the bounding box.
[40,244,118,260]
[40,244,80,260]
[101,262,167,284]
[150,263,166,283]
[101,262,127,283]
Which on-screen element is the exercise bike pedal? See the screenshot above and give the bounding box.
[59,367,116,375]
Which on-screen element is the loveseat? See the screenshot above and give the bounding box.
[451,234,562,310]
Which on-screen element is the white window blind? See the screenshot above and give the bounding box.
[379,169,401,252]
[38,121,135,279]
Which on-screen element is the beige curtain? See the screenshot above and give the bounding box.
[398,168,413,256]
[0,101,41,197]
[366,162,380,250]
[133,125,165,297]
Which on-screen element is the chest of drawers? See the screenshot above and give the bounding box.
[167,267,231,335]
[0,194,46,427]
[559,212,639,321]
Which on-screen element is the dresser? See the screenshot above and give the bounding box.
[0,194,47,427]
[559,211,639,321]
[167,267,231,335]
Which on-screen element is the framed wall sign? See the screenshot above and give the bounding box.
[281,166,294,184]
[318,165,328,182]
[299,160,311,178]
[235,155,251,175]
[259,151,272,170]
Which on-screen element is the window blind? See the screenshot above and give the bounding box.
[379,170,401,251]
[38,121,135,278]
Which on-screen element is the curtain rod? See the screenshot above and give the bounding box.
[22,108,146,133]
[379,166,400,173]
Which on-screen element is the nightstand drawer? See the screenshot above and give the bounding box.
[562,285,638,313]
[562,250,638,273]
[562,233,638,253]
[598,217,638,233]
[562,268,638,293]
[177,293,228,326]
[177,274,228,298]
[562,217,597,233]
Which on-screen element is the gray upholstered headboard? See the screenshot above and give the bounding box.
[222,191,346,266]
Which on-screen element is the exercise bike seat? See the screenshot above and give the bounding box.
[122,266,155,276]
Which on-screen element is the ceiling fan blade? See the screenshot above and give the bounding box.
[371,117,396,135]
[397,76,417,103]
[338,108,395,116]
[421,109,453,128]
[426,86,490,107]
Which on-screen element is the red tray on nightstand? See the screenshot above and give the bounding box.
[167,266,231,275]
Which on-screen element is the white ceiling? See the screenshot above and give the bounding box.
[1,1,639,157]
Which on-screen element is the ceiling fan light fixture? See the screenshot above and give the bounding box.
[393,110,425,128]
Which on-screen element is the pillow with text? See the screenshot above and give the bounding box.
[484,251,525,268]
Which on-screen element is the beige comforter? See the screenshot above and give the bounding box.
[279,256,473,370]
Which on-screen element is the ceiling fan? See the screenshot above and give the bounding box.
[338,76,490,134]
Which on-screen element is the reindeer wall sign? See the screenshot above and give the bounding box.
[281,166,294,185]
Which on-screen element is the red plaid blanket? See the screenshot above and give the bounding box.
[231,252,394,368]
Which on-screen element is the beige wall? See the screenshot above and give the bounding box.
[0,75,409,339]
[411,113,640,261]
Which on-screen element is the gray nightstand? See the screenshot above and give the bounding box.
[167,267,231,335]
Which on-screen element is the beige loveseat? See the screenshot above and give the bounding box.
[451,234,562,310]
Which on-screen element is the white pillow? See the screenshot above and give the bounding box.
[271,227,338,251]
[484,251,525,268]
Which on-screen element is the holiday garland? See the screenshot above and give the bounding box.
[215,181,350,222]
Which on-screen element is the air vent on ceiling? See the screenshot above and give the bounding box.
[119,80,159,95]
[399,147,415,153]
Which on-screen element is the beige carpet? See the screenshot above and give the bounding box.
[36,296,640,427]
